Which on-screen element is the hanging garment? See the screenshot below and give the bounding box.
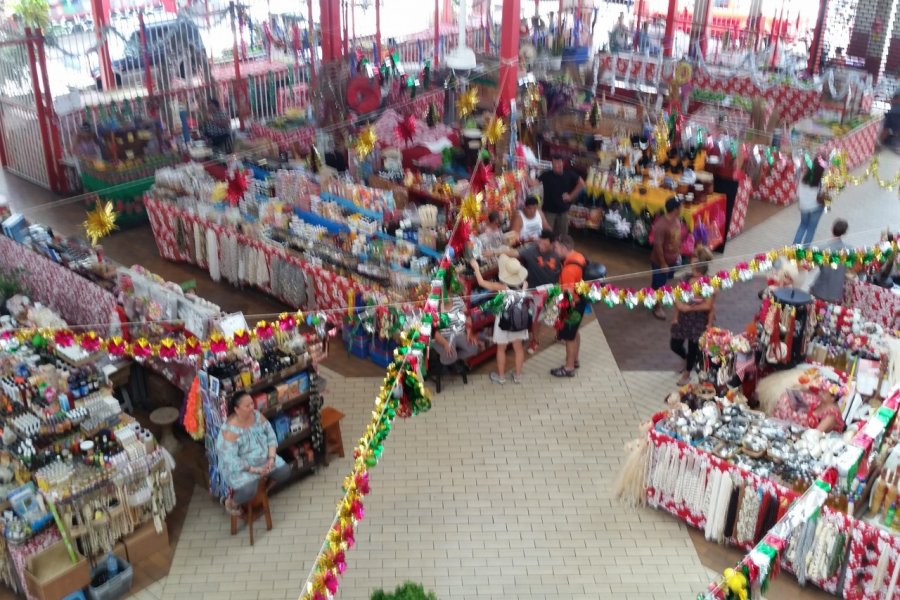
[207,229,220,282]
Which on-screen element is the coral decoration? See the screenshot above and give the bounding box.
[394,114,417,146]
[225,169,249,206]
[83,201,119,246]
[183,376,205,441]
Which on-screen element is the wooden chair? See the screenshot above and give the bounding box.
[230,477,272,546]
[320,407,345,466]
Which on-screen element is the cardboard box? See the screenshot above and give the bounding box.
[123,522,169,564]
[24,541,90,600]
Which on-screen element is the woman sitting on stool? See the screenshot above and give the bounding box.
[216,391,290,515]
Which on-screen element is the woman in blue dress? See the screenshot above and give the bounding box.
[216,391,291,514]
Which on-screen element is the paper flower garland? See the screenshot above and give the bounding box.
[354,126,378,159]
[485,116,507,145]
[83,201,119,246]
[456,87,478,119]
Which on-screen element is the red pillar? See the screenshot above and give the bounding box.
[375,0,381,62]
[663,0,678,57]
[307,0,317,87]
[434,0,440,66]
[230,2,247,129]
[319,0,342,62]
[499,0,520,114]
[25,29,59,191]
[807,0,827,76]
[90,0,114,89]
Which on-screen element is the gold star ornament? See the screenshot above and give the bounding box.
[83,200,119,246]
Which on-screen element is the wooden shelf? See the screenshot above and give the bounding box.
[276,427,313,451]
[243,361,309,396]
[262,391,312,418]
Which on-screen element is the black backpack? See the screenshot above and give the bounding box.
[499,292,535,332]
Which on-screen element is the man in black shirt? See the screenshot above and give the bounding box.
[536,154,585,236]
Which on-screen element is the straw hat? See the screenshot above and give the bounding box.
[498,255,528,287]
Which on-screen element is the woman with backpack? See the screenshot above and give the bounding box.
[470,255,531,384]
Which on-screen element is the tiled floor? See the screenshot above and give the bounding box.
[1,149,898,599]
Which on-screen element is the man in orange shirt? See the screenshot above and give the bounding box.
[551,234,586,378]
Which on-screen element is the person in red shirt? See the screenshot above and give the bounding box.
[551,234,586,378]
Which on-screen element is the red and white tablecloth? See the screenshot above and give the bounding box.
[598,54,821,124]
[728,175,754,239]
[8,527,61,600]
[753,156,797,206]
[0,236,117,330]
[844,279,900,331]
[145,197,370,318]
[818,117,883,171]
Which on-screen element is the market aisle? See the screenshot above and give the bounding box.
[157,322,711,600]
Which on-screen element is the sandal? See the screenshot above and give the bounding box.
[550,367,576,378]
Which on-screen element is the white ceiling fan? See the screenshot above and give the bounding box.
[445,0,477,70]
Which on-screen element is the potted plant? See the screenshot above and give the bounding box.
[371,582,438,600]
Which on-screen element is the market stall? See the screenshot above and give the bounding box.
[0,303,176,600]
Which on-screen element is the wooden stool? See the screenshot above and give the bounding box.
[230,477,273,546]
[149,406,180,455]
[320,407,345,466]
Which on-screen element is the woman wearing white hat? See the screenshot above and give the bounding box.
[470,255,532,384]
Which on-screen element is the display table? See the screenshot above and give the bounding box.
[0,236,117,330]
[249,120,316,152]
[145,197,371,315]
[79,155,184,225]
[597,53,821,124]
[794,117,883,171]
[844,279,900,331]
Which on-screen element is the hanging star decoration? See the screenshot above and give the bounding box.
[485,116,507,145]
[225,169,249,206]
[354,126,378,159]
[83,200,119,246]
[459,192,482,223]
[394,114,417,146]
[456,88,478,119]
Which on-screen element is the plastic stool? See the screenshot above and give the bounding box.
[62,591,87,600]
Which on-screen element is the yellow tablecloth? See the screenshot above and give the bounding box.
[602,187,725,232]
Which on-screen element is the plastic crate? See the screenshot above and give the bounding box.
[369,343,396,368]
[348,336,369,359]
[86,557,132,600]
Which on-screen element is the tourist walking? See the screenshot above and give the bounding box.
[551,235,586,378]
[792,157,826,246]
[670,250,717,386]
